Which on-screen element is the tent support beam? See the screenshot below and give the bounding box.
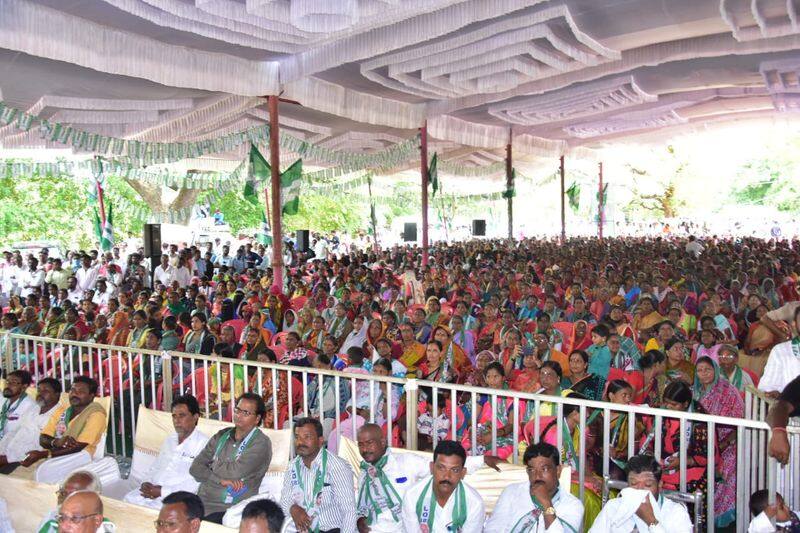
[560,155,566,244]
[420,121,429,266]
[598,162,604,241]
[506,132,513,240]
[268,95,284,291]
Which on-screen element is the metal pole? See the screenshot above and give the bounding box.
[506,134,513,240]
[96,180,107,227]
[268,95,284,291]
[598,161,604,241]
[420,121,429,266]
[405,379,419,450]
[560,155,566,243]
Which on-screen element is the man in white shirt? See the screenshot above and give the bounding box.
[313,238,329,261]
[154,255,175,288]
[355,423,496,533]
[20,256,45,298]
[759,305,800,395]
[172,257,192,289]
[589,454,692,533]
[280,417,358,533]
[66,275,84,305]
[0,370,39,450]
[400,440,485,533]
[485,442,583,533]
[685,236,704,257]
[91,279,113,311]
[124,395,209,509]
[75,255,99,293]
[0,377,61,469]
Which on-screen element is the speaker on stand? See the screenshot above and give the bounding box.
[143,223,162,285]
[472,219,486,237]
[296,230,310,253]
[403,223,418,242]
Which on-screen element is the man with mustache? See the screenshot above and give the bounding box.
[400,440,485,533]
[0,377,61,470]
[280,417,357,532]
[38,376,107,461]
[355,423,497,533]
[484,442,583,532]
[0,370,39,462]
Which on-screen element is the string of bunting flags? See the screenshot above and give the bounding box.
[0,100,420,170]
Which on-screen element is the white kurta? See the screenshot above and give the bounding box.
[0,395,39,444]
[748,509,800,532]
[0,403,58,463]
[122,428,208,509]
[759,340,800,392]
[588,488,693,533]
[484,481,584,533]
[400,476,485,533]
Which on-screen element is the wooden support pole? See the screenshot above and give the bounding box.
[420,121,429,266]
[598,162,604,241]
[506,134,513,240]
[560,155,566,244]
[268,95,284,291]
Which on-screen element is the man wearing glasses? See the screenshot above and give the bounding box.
[37,470,114,533]
[484,442,584,532]
[190,393,272,524]
[154,491,205,533]
[123,395,209,509]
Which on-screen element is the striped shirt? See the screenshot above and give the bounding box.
[280,449,358,532]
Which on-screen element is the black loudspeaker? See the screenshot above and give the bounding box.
[143,224,162,257]
[403,223,417,242]
[472,219,486,236]
[296,230,310,252]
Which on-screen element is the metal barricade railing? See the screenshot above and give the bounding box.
[746,386,800,513]
[6,333,786,532]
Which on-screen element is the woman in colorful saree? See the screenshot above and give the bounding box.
[448,313,476,363]
[640,379,710,528]
[416,340,457,384]
[664,336,694,385]
[693,355,744,529]
[462,361,516,460]
[424,297,447,327]
[717,343,756,394]
[240,327,268,362]
[510,350,541,393]
[463,350,496,388]
[604,379,641,480]
[561,320,592,355]
[561,349,604,401]
[431,325,470,380]
[634,349,667,406]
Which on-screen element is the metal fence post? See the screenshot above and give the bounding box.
[3,334,14,376]
[161,351,173,412]
[405,379,419,451]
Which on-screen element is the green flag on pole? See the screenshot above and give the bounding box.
[258,209,273,245]
[245,144,268,205]
[428,152,438,197]
[101,204,114,252]
[566,182,581,212]
[280,159,302,215]
[93,209,103,246]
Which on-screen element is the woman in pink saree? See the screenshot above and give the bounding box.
[693,355,744,529]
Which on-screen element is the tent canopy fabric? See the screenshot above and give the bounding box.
[1,0,799,172]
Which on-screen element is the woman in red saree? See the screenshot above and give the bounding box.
[431,325,471,379]
[561,320,592,355]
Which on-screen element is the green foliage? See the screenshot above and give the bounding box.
[730,154,800,212]
[0,174,146,250]
[215,189,366,235]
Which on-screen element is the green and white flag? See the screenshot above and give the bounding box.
[101,204,114,251]
[93,209,103,247]
[280,159,302,215]
[566,182,580,212]
[258,209,273,245]
[429,152,438,197]
[245,144,268,205]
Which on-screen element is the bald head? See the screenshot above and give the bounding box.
[59,490,103,533]
[59,471,101,505]
[357,423,387,464]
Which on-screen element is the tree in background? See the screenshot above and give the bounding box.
[622,145,690,220]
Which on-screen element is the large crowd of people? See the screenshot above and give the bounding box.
[1,233,800,531]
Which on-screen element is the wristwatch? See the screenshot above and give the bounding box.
[648,522,660,532]
[543,507,556,516]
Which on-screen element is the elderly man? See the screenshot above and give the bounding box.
[123,395,208,509]
[280,417,357,533]
[56,490,114,533]
[0,377,61,470]
[155,491,205,533]
[37,470,106,532]
[400,440,485,533]
[485,442,584,533]
[190,393,272,523]
[355,423,496,533]
[589,454,692,532]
